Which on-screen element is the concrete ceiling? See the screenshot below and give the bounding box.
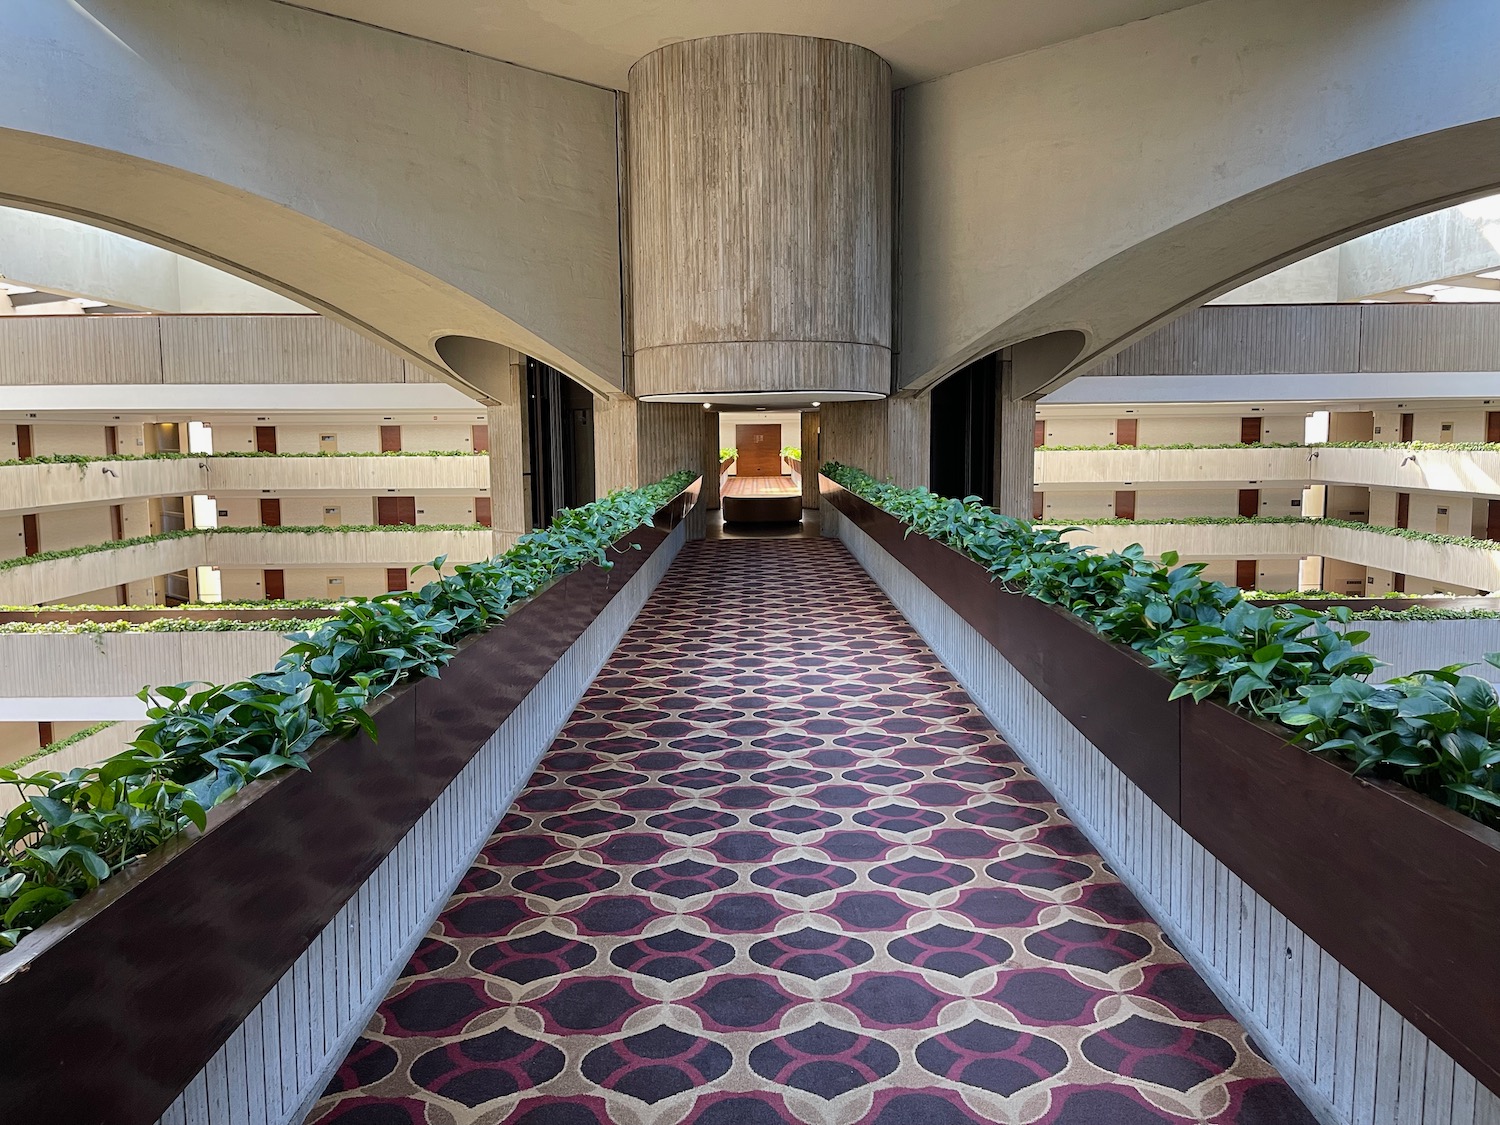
[276,0,1211,88]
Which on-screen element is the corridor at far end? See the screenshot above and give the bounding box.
[308,537,1314,1125]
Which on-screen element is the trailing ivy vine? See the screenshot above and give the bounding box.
[822,462,1500,832]
[0,471,693,951]
[1056,514,1500,554]
[0,523,491,573]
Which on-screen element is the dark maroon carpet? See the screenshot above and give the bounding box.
[307,537,1314,1125]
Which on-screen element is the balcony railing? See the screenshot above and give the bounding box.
[1037,442,1500,497]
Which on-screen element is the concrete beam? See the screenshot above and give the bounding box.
[0,0,624,398]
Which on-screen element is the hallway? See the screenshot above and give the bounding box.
[307,538,1313,1125]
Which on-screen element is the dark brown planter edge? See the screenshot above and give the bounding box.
[821,477,1181,816]
[821,474,1500,1098]
[0,480,701,1125]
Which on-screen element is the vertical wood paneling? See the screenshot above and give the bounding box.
[159,316,403,385]
[155,522,686,1125]
[819,401,891,481]
[995,353,1036,518]
[801,411,822,509]
[0,316,163,384]
[485,353,528,540]
[834,514,1500,1125]
[885,397,929,489]
[627,34,891,398]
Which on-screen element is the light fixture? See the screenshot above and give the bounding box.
[702,402,711,409]
[811,401,821,407]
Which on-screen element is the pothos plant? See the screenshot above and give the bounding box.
[821,462,1500,831]
[0,470,694,950]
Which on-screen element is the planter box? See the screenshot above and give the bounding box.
[822,474,1500,1099]
[0,481,701,1125]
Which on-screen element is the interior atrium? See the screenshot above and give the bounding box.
[2,3,1499,1124]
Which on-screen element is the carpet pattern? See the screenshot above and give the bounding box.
[307,538,1315,1125]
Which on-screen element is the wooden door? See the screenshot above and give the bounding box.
[259,498,282,527]
[380,425,402,453]
[21,513,38,557]
[1238,489,1260,518]
[1114,490,1136,519]
[1395,492,1410,529]
[1240,416,1263,444]
[386,568,407,593]
[1033,419,1047,448]
[255,426,277,454]
[1235,560,1257,589]
[1488,412,1500,444]
[734,424,782,476]
[475,497,492,527]
[109,504,124,540]
[16,425,32,461]
[1393,573,1407,594]
[1488,500,1500,542]
[1032,492,1044,519]
[37,722,53,749]
[263,569,285,600]
[1400,413,1415,443]
[1116,419,1138,447]
[104,426,118,456]
[377,496,417,526]
[471,425,490,453]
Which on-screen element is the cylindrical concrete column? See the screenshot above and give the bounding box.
[628,34,892,402]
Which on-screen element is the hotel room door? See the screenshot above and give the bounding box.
[735,424,782,476]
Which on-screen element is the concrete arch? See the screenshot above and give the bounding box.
[898,0,1500,397]
[0,0,625,402]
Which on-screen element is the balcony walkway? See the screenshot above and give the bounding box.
[306,538,1314,1125]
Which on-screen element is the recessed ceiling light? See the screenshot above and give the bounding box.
[702,402,711,409]
[811,401,821,407]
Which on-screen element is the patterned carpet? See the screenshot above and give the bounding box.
[307,538,1315,1125]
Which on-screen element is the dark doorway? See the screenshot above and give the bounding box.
[377,496,417,526]
[525,358,595,528]
[386,568,407,593]
[380,425,402,453]
[472,424,490,453]
[21,513,38,557]
[1235,560,1257,589]
[259,498,282,527]
[1033,419,1046,448]
[263,569,285,600]
[1488,412,1500,444]
[1114,490,1136,519]
[1487,500,1500,542]
[1395,492,1410,529]
[1393,572,1407,594]
[37,722,53,749]
[16,425,32,461]
[104,426,118,456]
[1400,413,1415,443]
[109,504,124,540]
[1240,416,1263,444]
[255,426,277,454]
[929,353,997,505]
[475,497,492,527]
[1238,489,1260,518]
[1117,419,1138,447]
[735,424,782,477]
[1032,492,1044,519]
